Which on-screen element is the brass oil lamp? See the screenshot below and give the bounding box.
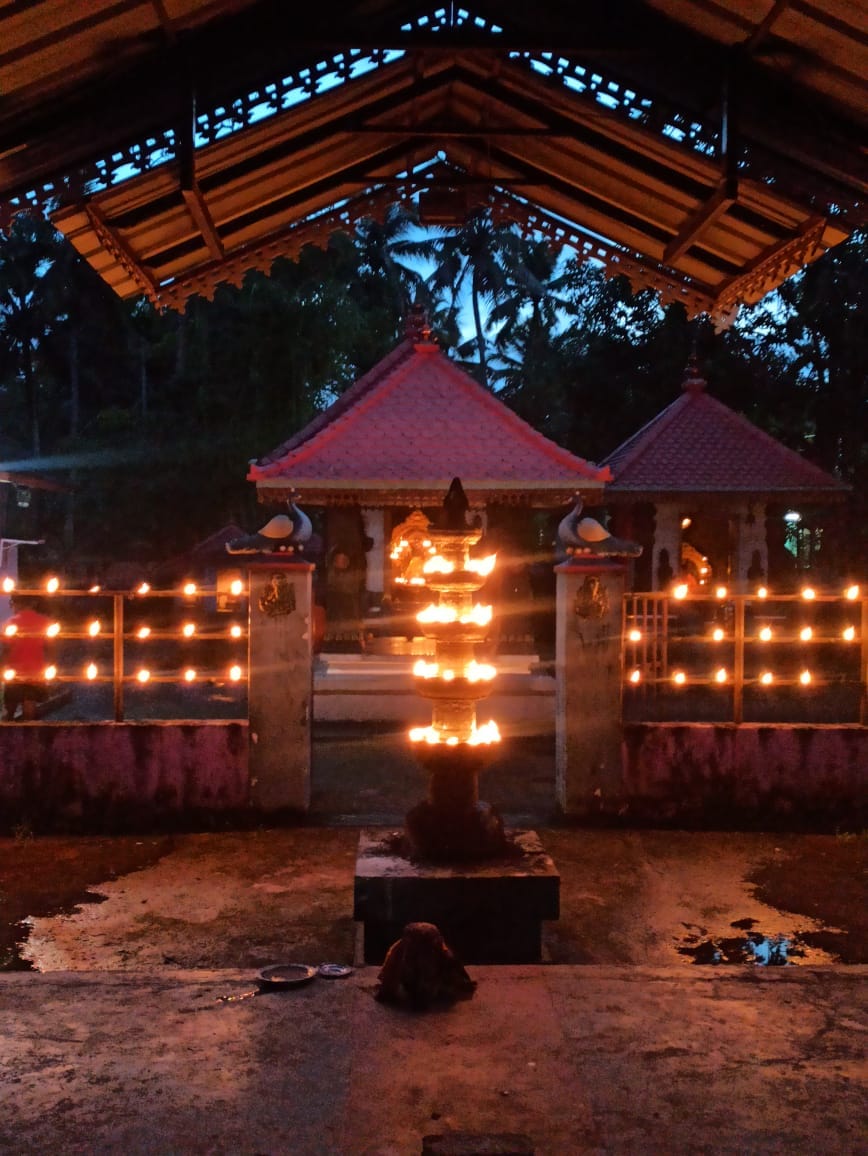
[404,479,508,861]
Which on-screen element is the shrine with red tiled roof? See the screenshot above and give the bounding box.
[602,357,850,592]
[248,309,610,646]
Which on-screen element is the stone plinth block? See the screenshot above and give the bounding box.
[555,557,627,815]
[353,828,559,965]
[247,559,314,813]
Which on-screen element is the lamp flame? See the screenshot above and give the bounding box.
[423,555,454,575]
[466,554,496,577]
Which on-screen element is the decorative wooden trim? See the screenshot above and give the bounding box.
[85,204,159,304]
[713,217,828,316]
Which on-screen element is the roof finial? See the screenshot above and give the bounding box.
[681,344,707,395]
[405,300,434,344]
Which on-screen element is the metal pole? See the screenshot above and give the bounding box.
[860,595,867,726]
[113,593,124,722]
[620,590,627,721]
[733,595,745,725]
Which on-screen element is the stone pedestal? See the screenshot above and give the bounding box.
[555,558,626,816]
[353,828,559,965]
[247,559,314,813]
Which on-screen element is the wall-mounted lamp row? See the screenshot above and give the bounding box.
[627,626,859,643]
[2,577,247,597]
[2,665,246,684]
[670,583,860,602]
[628,668,821,688]
[3,621,246,641]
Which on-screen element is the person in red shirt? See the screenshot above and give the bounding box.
[1,596,52,721]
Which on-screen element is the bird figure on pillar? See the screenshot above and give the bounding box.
[558,499,642,557]
[226,500,312,555]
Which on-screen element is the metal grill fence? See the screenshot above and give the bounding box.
[0,583,249,722]
[622,585,867,725]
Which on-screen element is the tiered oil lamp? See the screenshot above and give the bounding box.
[404,479,508,861]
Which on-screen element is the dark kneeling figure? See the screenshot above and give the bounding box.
[375,922,476,1010]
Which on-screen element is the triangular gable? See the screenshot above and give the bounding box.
[604,387,849,500]
[250,338,609,506]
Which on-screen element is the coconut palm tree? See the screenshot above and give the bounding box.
[424,207,529,388]
[354,201,436,322]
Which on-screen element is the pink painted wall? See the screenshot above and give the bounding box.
[622,723,867,824]
[0,722,248,829]
[2,719,864,830]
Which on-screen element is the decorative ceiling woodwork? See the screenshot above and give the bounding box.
[2,2,864,320]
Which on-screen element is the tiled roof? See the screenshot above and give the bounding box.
[250,337,610,505]
[603,366,849,500]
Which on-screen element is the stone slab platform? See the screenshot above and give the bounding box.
[1,967,865,1155]
[353,828,560,965]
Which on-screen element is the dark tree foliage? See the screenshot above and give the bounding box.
[0,206,862,578]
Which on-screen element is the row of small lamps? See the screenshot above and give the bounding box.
[1,576,248,686]
[629,582,862,688]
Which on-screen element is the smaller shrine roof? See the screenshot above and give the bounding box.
[603,360,850,503]
[250,331,609,507]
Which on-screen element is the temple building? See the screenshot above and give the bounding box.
[602,358,851,591]
[247,314,610,646]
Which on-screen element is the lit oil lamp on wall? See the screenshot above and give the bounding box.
[404,478,508,861]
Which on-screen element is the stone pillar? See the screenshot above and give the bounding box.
[247,559,314,813]
[555,558,626,816]
[361,507,385,597]
[652,502,682,590]
[733,502,768,591]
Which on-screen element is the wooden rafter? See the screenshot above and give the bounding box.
[663,177,738,265]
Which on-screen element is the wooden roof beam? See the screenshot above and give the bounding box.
[148,0,179,46]
[181,184,224,261]
[742,0,791,54]
[663,176,737,265]
[665,53,740,266]
[178,90,224,261]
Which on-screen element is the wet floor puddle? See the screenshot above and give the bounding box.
[4,892,108,971]
[676,917,846,965]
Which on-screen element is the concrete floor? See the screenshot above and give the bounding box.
[1,965,866,1155]
[2,700,867,1155]
[10,827,865,972]
[1,825,867,1154]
